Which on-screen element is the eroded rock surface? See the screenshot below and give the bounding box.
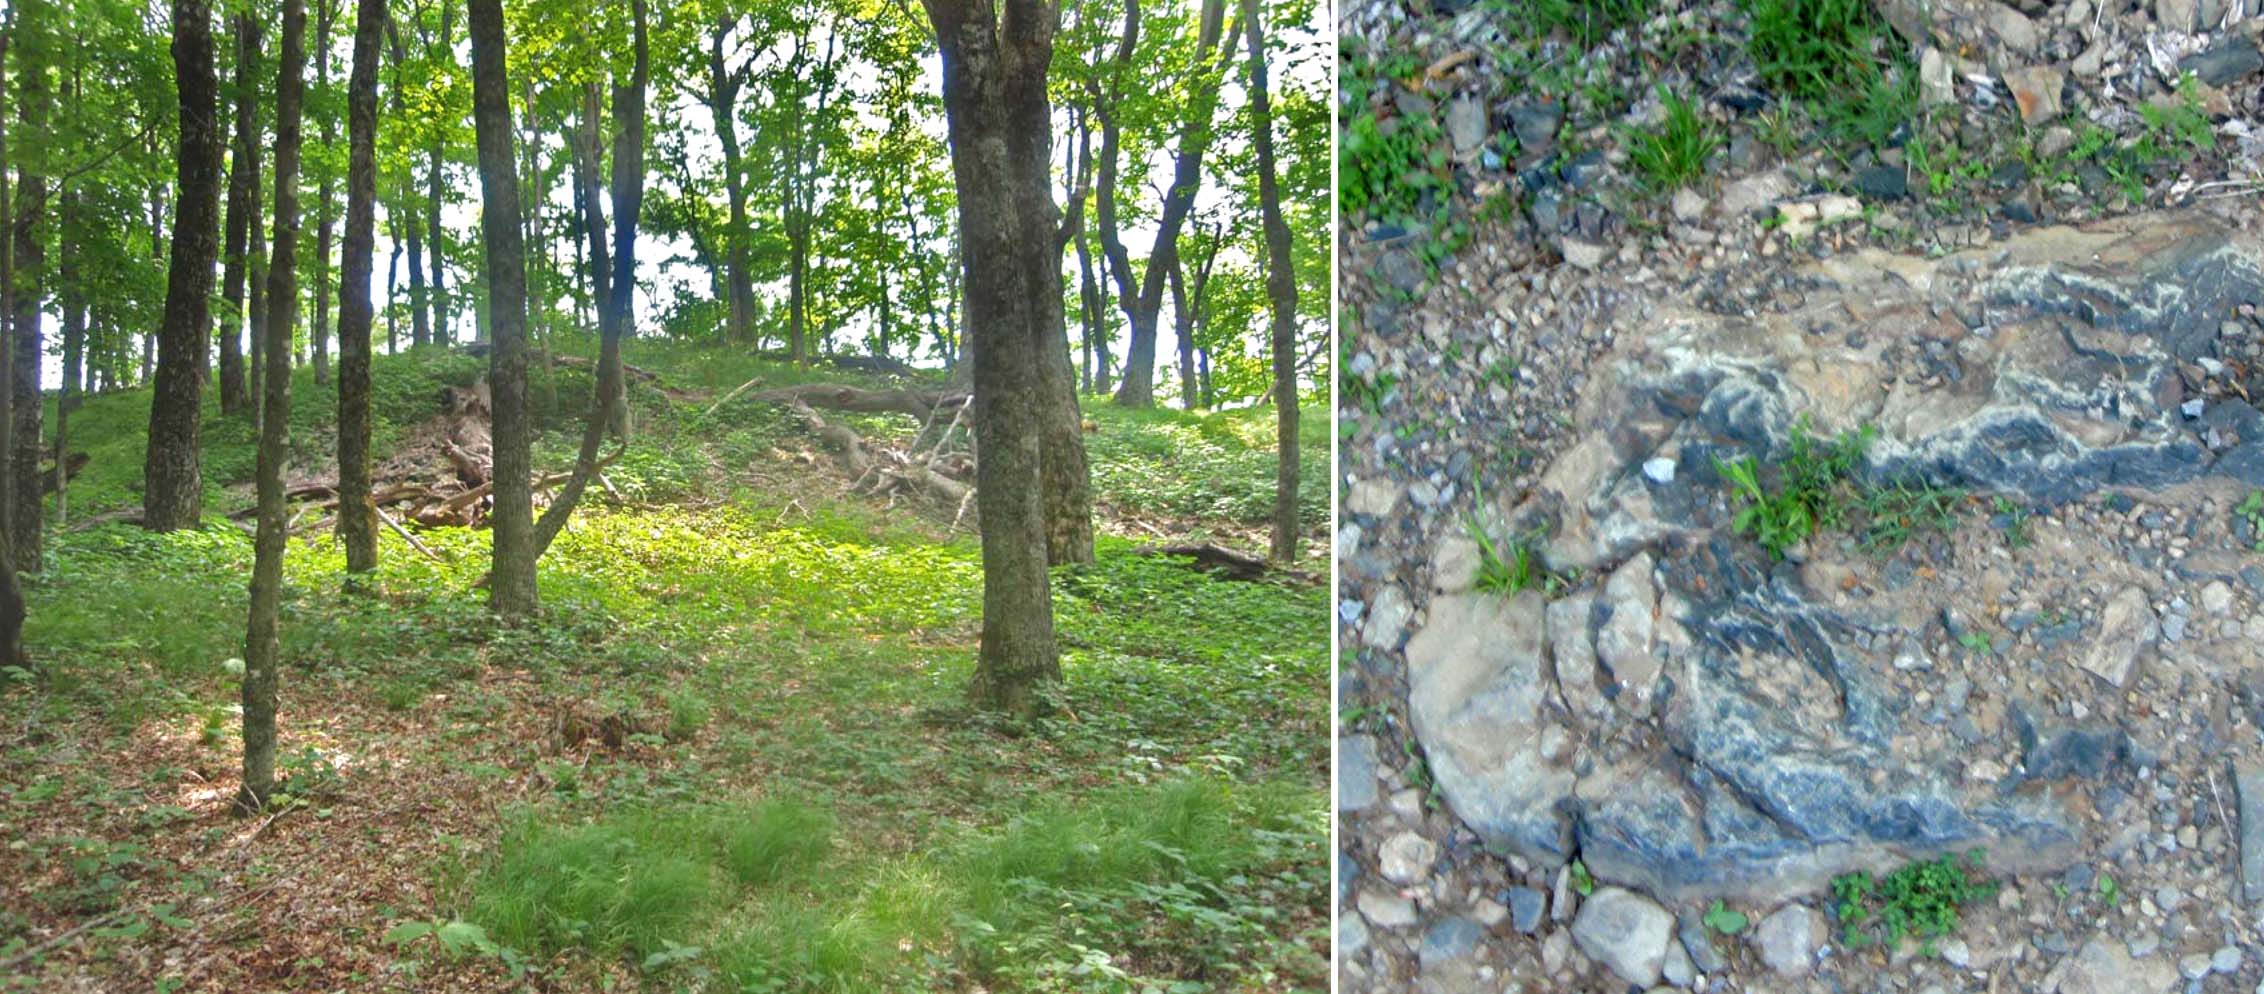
[1404,211,2264,908]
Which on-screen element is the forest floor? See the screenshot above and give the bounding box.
[0,344,1330,993]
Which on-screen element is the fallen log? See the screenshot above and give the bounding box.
[1129,542,1313,583]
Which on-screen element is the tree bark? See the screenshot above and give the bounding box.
[241,0,307,814]
[927,0,1064,714]
[531,0,643,558]
[310,0,336,382]
[145,0,226,533]
[217,12,258,415]
[467,0,535,618]
[337,0,383,576]
[571,83,610,324]
[388,20,428,348]
[424,0,452,344]
[9,5,51,572]
[1110,0,1229,408]
[247,172,266,429]
[705,18,754,344]
[1242,0,1298,563]
[0,22,28,673]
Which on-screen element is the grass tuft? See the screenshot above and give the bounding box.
[1627,88,1721,192]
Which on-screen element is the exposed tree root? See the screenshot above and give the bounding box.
[1130,542,1315,583]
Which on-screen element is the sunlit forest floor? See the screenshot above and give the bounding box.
[0,344,1330,993]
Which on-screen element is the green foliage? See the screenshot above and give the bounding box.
[1831,850,1998,953]
[1081,401,1330,536]
[1715,420,1969,558]
[2238,490,2264,551]
[1569,859,1596,896]
[1339,44,1447,224]
[1468,519,1563,598]
[1739,0,1896,103]
[1626,89,1720,192]
[1702,899,1748,935]
[1499,0,1658,48]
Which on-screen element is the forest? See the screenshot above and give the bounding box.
[0,0,1331,990]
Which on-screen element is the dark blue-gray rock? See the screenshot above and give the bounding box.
[1402,591,1576,866]
[1378,248,1426,297]
[1561,149,1609,191]
[1570,886,1675,987]
[1339,735,1381,812]
[2180,36,2263,87]
[2238,762,2264,904]
[1505,885,1547,934]
[2004,198,2038,224]
[1420,916,1485,972]
[1853,165,1908,201]
[1507,101,1562,157]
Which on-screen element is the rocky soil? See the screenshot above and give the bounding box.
[1336,2,2264,992]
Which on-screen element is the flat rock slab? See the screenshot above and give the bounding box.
[1404,210,2264,907]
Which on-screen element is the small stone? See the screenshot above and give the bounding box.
[2076,585,2156,688]
[1662,937,1696,986]
[2212,946,2243,974]
[1920,46,1955,105]
[1348,477,1400,517]
[1507,101,1563,156]
[1560,237,1609,271]
[2201,581,2235,616]
[1357,888,1419,929]
[1679,913,1728,973]
[1379,831,1439,885]
[1364,585,1411,650]
[1671,188,1707,223]
[1642,456,1677,484]
[2003,65,2064,125]
[1339,735,1380,813]
[1421,916,1485,972]
[1339,913,1372,957]
[1447,97,1489,155]
[1571,887,1675,988]
[2237,762,2264,903]
[1750,904,1824,978]
[2157,0,2201,31]
[2181,953,2213,980]
[1719,169,1793,220]
[2180,37,2263,87]
[2058,936,2179,994]
[1853,165,1909,201]
[1506,885,1547,934]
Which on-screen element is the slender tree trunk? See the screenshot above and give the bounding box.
[1242,0,1298,562]
[9,11,51,573]
[0,22,28,673]
[241,0,306,814]
[217,13,257,415]
[1110,0,1228,408]
[337,0,382,576]
[145,0,226,532]
[706,21,753,344]
[247,181,266,428]
[572,83,610,323]
[425,0,451,344]
[467,0,534,618]
[928,0,1064,713]
[388,23,427,348]
[385,226,399,353]
[56,193,80,528]
[532,0,642,556]
[309,0,335,382]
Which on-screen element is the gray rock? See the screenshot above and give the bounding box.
[2181,37,2263,87]
[1506,101,1562,156]
[1547,592,1605,717]
[1560,237,1609,271]
[2003,65,2064,125]
[1364,584,1412,650]
[1446,97,1488,156]
[1920,46,1955,105]
[1357,888,1420,929]
[1571,887,1675,988]
[1379,830,1439,885]
[1719,169,1793,220]
[1339,735,1381,813]
[1671,188,1708,224]
[1339,913,1371,958]
[1596,552,1660,701]
[1854,165,1909,201]
[1420,916,1485,972]
[1750,904,1824,978]
[2057,936,2178,994]
[1642,456,1678,484]
[2157,0,2201,31]
[1506,885,1547,934]
[2212,946,2243,974]
[1404,592,1576,864]
[2079,586,2157,688]
[2238,762,2264,903]
[1661,935,1697,987]
[1679,913,1729,973]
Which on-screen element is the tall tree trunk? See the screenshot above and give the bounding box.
[532,0,642,557]
[337,0,382,576]
[424,0,451,344]
[927,0,1063,713]
[218,12,258,415]
[56,192,80,528]
[0,21,29,673]
[310,0,335,382]
[9,6,51,573]
[1242,0,1298,563]
[145,0,226,532]
[247,180,266,428]
[385,224,399,353]
[467,0,534,618]
[706,19,753,344]
[572,83,610,324]
[1110,0,1228,408]
[388,22,427,347]
[241,0,306,814]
